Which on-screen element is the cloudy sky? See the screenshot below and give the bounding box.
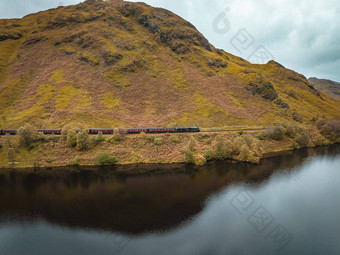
[1,0,339,81]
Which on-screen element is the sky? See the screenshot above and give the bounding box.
[0,0,339,81]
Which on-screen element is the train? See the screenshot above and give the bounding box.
[0,127,200,136]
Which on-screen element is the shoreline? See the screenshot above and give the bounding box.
[1,125,338,170]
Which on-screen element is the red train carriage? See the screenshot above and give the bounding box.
[37,129,62,135]
[89,129,114,135]
[125,128,149,134]
[148,128,177,133]
[0,129,18,135]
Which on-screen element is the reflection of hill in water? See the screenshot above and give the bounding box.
[0,145,338,235]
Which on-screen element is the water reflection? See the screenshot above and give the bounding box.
[0,145,339,255]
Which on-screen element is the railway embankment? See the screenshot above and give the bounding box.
[0,122,339,169]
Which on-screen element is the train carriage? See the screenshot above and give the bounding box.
[37,129,62,135]
[89,129,114,135]
[0,129,18,135]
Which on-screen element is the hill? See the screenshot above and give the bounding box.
[308,77,340,101]
[0,0,339,129]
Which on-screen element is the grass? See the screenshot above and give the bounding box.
[0,0,339,130]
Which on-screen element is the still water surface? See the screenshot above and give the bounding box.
[0,145,339,255]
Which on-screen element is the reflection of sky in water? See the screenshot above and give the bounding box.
[0,155,339,255]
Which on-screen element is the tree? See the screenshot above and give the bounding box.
[184,149,195,164]
[61,124,74,141]
[76,130,89,151]
[67,129,77,147]
[296,132,310,148]
[18,123,37,148]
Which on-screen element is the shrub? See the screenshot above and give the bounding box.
[92,131,105,145]
[95,153,118,165]
[188,136,196,151]
[153,137,163,146]
[238,130,244,135]
[33,160,40,168]
[140,132,147,139]
[292,111,303,123]
[170,135,180,143]
[108,132,124,144]
[36,132,48,142]
[296,131,310,148]
[292,142,299,150]
[71,157,81,166]
[232,136,247,155]
[184,149,195,164]
[67,129,77,147]
[213,136,232,159]
[255,132,265,140]
[319,119,340,142]
[3,133,15,149]
[76,130,89,151]
[270,124,286,141]
[284,123,299,138]
[316,118,327,130]
[204,149,213,161]
[238,144,252,161]
[7,148,16,162]
[61,124,74,141]
[251,141,263,157]
[18,123,38,148]
[243,134,255,147]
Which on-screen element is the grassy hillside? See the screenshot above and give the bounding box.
[308,77,340,101]
[0,0,339,129]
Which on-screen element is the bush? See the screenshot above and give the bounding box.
[204,149,213,161]
[250,141,263,157]
[238,130,244,135]
[319,119,340,142]
[296,131,310,148]
[232,136,246,155]
[292,111,303,123]
[67,129,77,147]
[213,136,232,159]
[184,149,195,164]
[92,131,105,145]
[7,148,16,162]
[292,142,299,150]
[140,132,147,139]
[170,135,180,143]
[36,132,48,142]
[284,123,299,138]
[61,124,74,141]
[76,130,89,151]
[153,137,163,146]
[238,144,252,161]
[243,134,255,147]
[108,132,124,144]
[316,118,327,130]
[270,124,286,141]
[18,123,38,148]
[71,157,81,166]
[95,153,118,165]
[255,132,265,140]
[188,136,196,151]
[3,133,15,149]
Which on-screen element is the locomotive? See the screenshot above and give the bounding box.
[0,127,200,136]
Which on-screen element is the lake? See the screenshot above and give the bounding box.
[0,145,339,255]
